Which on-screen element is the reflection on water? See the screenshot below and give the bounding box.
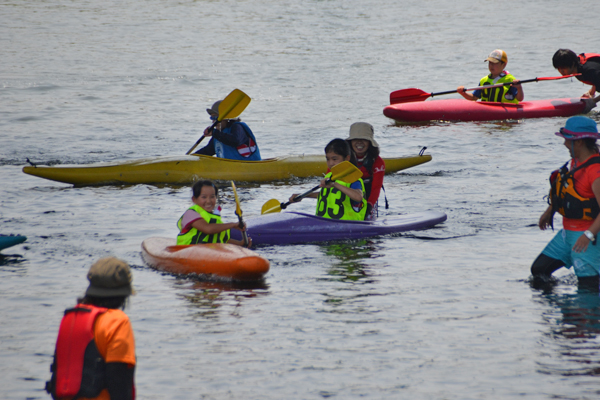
[317,241,383,312]
[173,277,269,320]
[534,286,600,377]
[0,254,27,273]
[319,240,381,284]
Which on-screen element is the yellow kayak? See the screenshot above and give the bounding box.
[22,153,432,186]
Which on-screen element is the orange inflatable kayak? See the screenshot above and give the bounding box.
[141,237,269,281]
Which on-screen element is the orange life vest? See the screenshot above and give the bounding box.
[549,156,600,221]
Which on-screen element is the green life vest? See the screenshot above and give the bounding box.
[316,173,368,221]
[177,205,231,245]
[478,71,519,104]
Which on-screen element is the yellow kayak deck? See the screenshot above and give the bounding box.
[22,153,432,186]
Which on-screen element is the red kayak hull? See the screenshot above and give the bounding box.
[383,98,586,123]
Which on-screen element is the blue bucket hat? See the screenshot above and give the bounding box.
[555,116,600,140]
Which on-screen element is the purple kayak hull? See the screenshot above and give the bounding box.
[231,211,447,245]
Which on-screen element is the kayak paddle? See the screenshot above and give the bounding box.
[389,74,581,104]
[261,161,363,215]
[186,89,251,155]
[231,181,249,247]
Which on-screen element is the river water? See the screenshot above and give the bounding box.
[2,0,600,399]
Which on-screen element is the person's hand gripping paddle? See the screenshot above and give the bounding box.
[186,89,251,155]
[231,181,250,247]
[261,161,363,214]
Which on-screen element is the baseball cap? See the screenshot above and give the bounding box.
[485,49,508,64]
[206,100,222,116]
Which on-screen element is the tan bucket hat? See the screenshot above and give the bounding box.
[85,257,134,297]
[346,122,379,148]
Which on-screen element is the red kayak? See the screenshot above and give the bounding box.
[383,97,586,123]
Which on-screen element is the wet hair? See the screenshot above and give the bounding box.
[552,49,578,69]
[77,295,128,310]
[192,180,218,198]
[324,138,357,165]
[581,138,599,153]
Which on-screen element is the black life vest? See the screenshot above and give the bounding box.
[358,156,374,197]
[357,155,389,213]
[577,53,600,86]
[46,305,108,399]
[549,156,600,221]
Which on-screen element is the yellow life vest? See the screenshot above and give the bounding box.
[177,205,231,245]
[478,71,519,104]
[316,173,368,221]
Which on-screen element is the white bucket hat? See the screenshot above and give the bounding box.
[346,122,379,148]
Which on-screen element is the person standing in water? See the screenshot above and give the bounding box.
[552,49,600,113]
[46,257,136,399]
[532,116,600,291]
[552,49,600,99]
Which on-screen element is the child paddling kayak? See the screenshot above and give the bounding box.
[457,49,524,103]
[177,180,251,247]
[289,139,368,221]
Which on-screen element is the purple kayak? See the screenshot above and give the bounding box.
[231,211,447,245]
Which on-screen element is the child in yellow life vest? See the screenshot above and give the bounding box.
[289,138,367,221]
[177,180,250,247]
[457,49,524,103]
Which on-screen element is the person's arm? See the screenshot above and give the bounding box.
[194,137,215,156]
[323,179,363,202]
[106,363,135,400]
[581,62,600,98]
[583,85,597,99]
[367,158,385,207]
[538,204,554,230]
[512,80,524,101]
[457,86,478,101]
[191,218,241,235]
[572,178,600,253]
[101,313,136,400]
[212,122,247,147]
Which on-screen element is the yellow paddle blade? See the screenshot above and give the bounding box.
[218,89,251,121]
[185,89,251,155]
[231,181,242,217]
[261,198,282,215]
[330,161,363,183]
